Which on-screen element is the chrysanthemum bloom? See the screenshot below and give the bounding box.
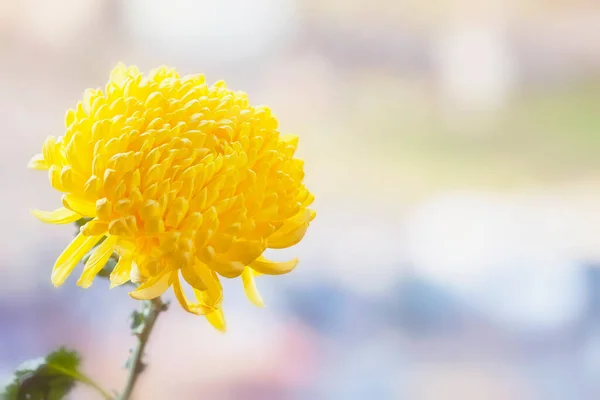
[29,64,315,331]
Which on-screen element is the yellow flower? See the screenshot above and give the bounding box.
[29,64,315,331]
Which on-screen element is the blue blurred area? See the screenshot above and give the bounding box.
[276,262,600,399]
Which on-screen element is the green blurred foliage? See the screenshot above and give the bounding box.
[2,348,81,400]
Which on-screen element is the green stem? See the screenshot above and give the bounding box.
[117,297,166,400]
[48,364,112,400]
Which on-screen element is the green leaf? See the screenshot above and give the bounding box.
[129,310,145,335]
[2,348,82,400]
[46,348,80,373]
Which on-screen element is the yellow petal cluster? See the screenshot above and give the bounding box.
[29,64,315,331]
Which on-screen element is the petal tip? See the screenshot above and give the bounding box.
[253,300,265,308]
[189,305,212,315]
[31,208,81,225]
[206,309,227,332]
[128,290,146,300]
[50,272,66,287]
[76,280,92,289]
[109,280,124,289]
[27,154,48,170]
[211,321,227,333]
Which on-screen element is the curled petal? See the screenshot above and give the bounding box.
[205,308,226,332]
[267,208,314,249]
[80,219,109,236]
[77,236,118,288]
[49,165,65,191]
[193,262,223,308]
[31,208,81,224]
[52,233,103,286]
[241,267,264,307]
[42,136,66,166]
[129,271,173,300]
[205,240,264,278]
[267,222,309,249]
[250,256,298,275]
[28,154,49,170]
[172,273,193,313]
[62,194,97,217]
[109,256,133,288]
[228,240,266,264]
[109,63,128,86]
[173,273,211,315]
[181,262,208,291]
[209,260,245,278]
[281,134,299,147]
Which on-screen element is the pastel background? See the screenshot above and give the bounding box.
[2,1,600,399]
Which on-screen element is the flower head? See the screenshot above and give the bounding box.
[29,64,315,331]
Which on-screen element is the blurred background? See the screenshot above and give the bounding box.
[1,0,600,399]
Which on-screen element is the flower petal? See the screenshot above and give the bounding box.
[193,262,223,308]
[109,256,133,288]
[267,209,313,249]
[206,239,266,278]
[42,136,66,166]
[266,222,309,249]
[77,236,118,288]
[109,63,128,86]
[210,239,265,277]
[250,256,299,275]
[129,271,173,300]
[208,260,245,278]
[205,308,226,332]
[241,268,264,307]
[49,165,65,191]
[172,272,193,313]
[172,273,211,315]
[28,154,49,170]
[62,194,97,217]
[52,233,103,286]
[281,134,299,147]
[80,219,109,236]
[181,263,208,291]
[31,208,81,224]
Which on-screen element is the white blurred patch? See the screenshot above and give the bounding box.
[433,21,516,112]
[123,0,297,63]
[290,207,406,296]
[405,191,588,331]
[16,0,104,49]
